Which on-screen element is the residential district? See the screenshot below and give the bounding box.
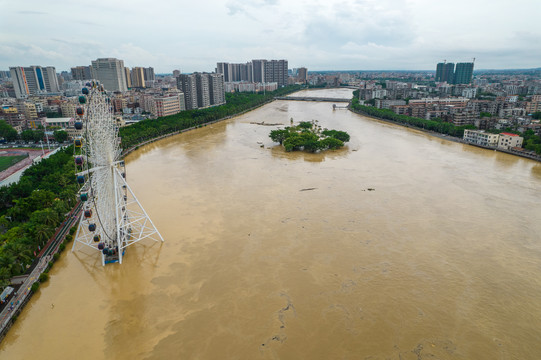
[0,59,540,156]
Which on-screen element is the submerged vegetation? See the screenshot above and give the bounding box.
[270,120,350,152]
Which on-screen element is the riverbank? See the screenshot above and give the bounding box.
[348,104,541,163]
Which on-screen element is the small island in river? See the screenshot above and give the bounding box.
[269,119,350,152]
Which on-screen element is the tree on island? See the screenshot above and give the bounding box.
[269,120,350,152]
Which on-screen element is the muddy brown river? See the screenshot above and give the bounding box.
[1,89,541,359]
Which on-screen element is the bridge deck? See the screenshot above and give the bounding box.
[275,96,350,103]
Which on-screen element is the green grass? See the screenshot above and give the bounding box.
[0,155,28,172]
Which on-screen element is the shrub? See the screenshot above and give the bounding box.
[39,273,49,282]
[59,243,66,252]
[65,234,73,242]
[69,227,77,235]
[31,282,40,293]
[53,253,60,262]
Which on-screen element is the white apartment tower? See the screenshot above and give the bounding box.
[91,58,128,92]
[10,66,60,98]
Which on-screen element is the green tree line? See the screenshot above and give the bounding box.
[0,120,68,143]
[0,147,78,288]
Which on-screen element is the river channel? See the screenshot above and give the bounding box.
[1,88,541,359]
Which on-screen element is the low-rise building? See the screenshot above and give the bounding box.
[498,132,523,149]
[45,117,73,129]
[526,95,541,114]
[0,106,25,127]
[153,93,185,117]
[463,129,500,147]
[375,99,406,109]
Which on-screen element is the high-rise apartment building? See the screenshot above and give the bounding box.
[131,67,146,88]
[124,67,132,88]
[177,74,198,110]
[251,59,266,83]
[216,62,253,82]
[143,67,155,82]
[71,66,92,81]
[435,62,455,83]
[0,71,10,80]
[454,62,474,84]
[216,63,229,82]
[435,61,474,84]
[297,67,308,83]
[209,73,225,106]
[9,66,60,98]
[264,60,288,87]
[217,59,288,86]
[90,58,128,92]
[195,73,210,108]
[176,72,225,110]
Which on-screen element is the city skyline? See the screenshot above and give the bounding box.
[2,0,540,73]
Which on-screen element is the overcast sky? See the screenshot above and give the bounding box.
[1,0,540,73]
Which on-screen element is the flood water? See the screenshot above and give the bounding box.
[2,88,541,359]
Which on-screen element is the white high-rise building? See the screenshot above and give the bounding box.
[91,58,128,92]
[9,66,60,98]
[209,73,225,105]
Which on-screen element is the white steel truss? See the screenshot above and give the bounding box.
[71,82,164,265]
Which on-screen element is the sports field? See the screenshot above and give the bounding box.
[0,155,28,172]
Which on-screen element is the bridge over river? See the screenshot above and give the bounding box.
[274,96,350,103]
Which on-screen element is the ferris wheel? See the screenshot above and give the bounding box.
[71,82,164,265]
